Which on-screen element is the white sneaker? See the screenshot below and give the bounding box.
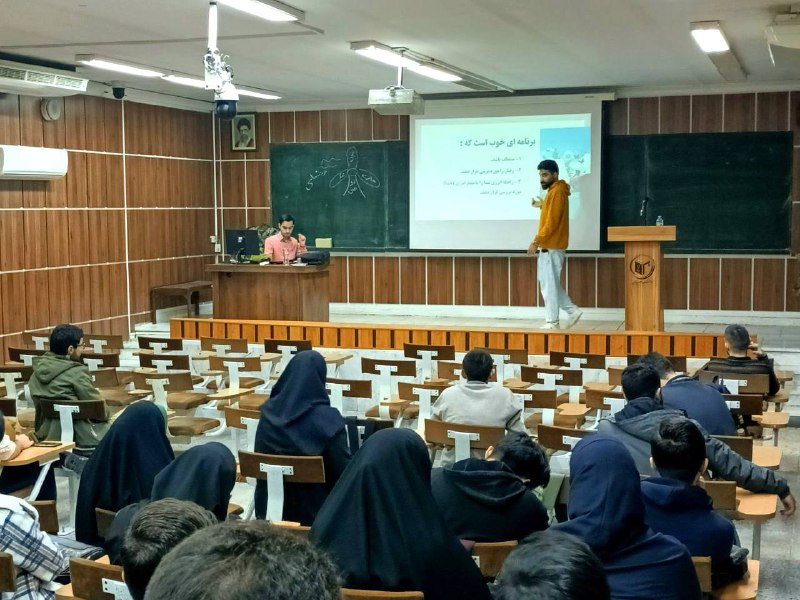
[542,322,560,330]
[564,309,583,329]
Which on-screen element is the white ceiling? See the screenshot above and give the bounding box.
[2,0,800,109]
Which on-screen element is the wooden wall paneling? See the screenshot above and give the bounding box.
[196,320,212,338]
[46,172,67,208]
[609,334,628,356]
[24,271,49,330]
[212,321,227,338]
[221,208,247,230]
[787,258,800,312]
[400,257,426,304]
[454,257,481,305]
[340,327,356,347]
[566,257,596,307]
[652,334,671,355]
[793,199,800,254]
[690,95,723,133]
[128,261,151,315]
[430,330,448,346]
[426,257,453,305]
[694,336,714,358]
[662,257,688,310]
[507,332,526,350]
[526,333,546,355]
[411,329,429,344]
[221,161,246,207]
[346,109,372,141]
[548,334,566,352]
[723,94,755,132]
[109,317,128,336]
[64,96,87,150]
[720,258,752,310]
[753,258,785,311]
[106,211,126,263]
[83,95,106,152]
[18,95,43,147]
[508,257,535,306]
[47,269,71,325]
[374,257,399,304]
[247,207,270,230]
[588,334,608,355]
[756,92,790,132]
[481,257,509,306]
[269,112,295,143]
[108,263,127,317]
[488,332,506,348]
[0,181,23,209]
[251,112,271,159]
[23,210,48,270]
[608,99,628,135]
[89,265,112,321]
[320,110,346,141]
[85,153,107,208]
[357,328,374,349]
[659,96,691,134]
[66,152,88,207]
[103,98,123,153]
[596,257,624,307]
[246,160,268,208]
[327,256,348,303]
[374,328,392,349]
[372,113,400,140]
[568,334,587,353]
[628,97,659,135]
[689,258,720,310]
[0,210,24,271]
[22,181,46,209]
[348,256,374,303]
[0,94,20,145]
[2,273,27,334]
[392,329,411,349]
[295,111,321,142]
[399,116,409,140]
[467,331,487,350]
[629,335,649,355]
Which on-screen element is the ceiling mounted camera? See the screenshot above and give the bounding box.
[205,0,239,120]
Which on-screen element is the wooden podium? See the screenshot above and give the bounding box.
[607,226,676,331]
[206,263,329,321]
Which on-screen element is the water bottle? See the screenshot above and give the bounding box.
[656,215,664,226]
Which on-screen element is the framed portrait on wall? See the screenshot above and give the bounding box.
[231,113,256,151]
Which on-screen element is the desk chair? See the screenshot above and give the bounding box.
[326,377,372,415]
[423,419,504,463]
[473,347,528,383]
[583,387,626,429]
[341,591,423,600]
[627,354,688,373]
[435,360,498,383]
[69,557,131,600]
[692,556,759,600]
[403,343,456,381]
[549,350,606,370]
[200,336,249,356]
[30,500,59,534]
[518,365,584,403]
[264,338,313,373]
[223,406,260,454]
[238,451,325,523]
[510,387,586,431]
[7,347,45,366]
[471,541,517,579]
[536,425,595,453]
[361,357,417,403]
[0,365,32,401]
[712,434,781,470]
[139,352,191,372]
[95,507,117,540]
[703,480,776,560]
[207,356,266,393]
[137,336,183,353]
[344,417,394,452]
[80,352,120,372]
[0,552,14,594]
[82,334,124,355]
[22,331,50,350]
[395,381,450,422]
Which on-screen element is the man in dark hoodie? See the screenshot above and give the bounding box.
[699,324,780,396]
[642,417,744,588]
[638,352,736,436]
[597,363,795,516]
[431,432,549,542]
[29,324,109,455]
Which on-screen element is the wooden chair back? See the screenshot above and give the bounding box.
[263,338,313,354]
[7,347,45,364]
[0,552,14,593]
[223,406,260,430]
[36,398,107,421]
[584,387,626,410]
[200,336,249,354]
[30,500,59,534]
[627,354,688,373]
[327,378,373,399]
[436,360,497,382]
[131,370,195,393]
[83,334,124,352]
[139,353,191,371]
[423,419,504,451]
[696,371,770,395]
[341,590,423,600]
[692,556,713,594]
[361,357,417,377]
[0,365,33,381]
[81,352,121,368]
[238,451,326,484]
[472,540,518,578]
[549,351,606,369]
[95,507,118,539]
[344,417,394,451]
[22,331,50,349]
[537,425,594,452]
[0,398,16,416]
[722,393,763,417]
[507,387,559,409]
[396,381,449,402]
[403,343,456,361]
[208,355,263,372]
[69,557,127,600]
[138,336,183,351]
[702,480,737,510]
[90,368,122,389]
[474,347,529,365]
[520,365,582,387]
[712,435,753,461]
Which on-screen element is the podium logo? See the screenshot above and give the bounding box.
[630,255,655,280]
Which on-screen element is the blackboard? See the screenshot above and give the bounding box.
[270,141,409,251]
[602,132,792,253]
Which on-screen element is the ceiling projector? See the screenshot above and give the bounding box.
[368,86,424,116]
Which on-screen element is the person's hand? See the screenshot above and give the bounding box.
[748,342,766,358]
[780,493,796,517]
[531,197,543,208]
[527,242,538,256]
[16,434,33,450]
[297,233,307,246]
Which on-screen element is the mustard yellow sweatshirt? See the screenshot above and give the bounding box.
[534,179,570,249]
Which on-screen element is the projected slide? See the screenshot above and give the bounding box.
[410,103,601,251]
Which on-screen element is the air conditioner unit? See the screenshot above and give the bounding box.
[0,60,88,97]
[0,145,68,180]
[765,12,800,49]
[368,86,424,115]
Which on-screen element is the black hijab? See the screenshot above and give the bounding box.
[256,350,344,455]
[76,402,174,544]
[310,428,491,600]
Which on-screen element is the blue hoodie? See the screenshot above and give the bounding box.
[553,436,701,600]
[660,375,737,436]
[641,477,738,577]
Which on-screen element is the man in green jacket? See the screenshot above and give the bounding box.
[29,324,109,455]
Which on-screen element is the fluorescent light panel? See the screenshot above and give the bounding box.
[691,21,730,53]
[162,74,206,88]
[238,88,281,100]
[217,0,304,22]
[408,64,461,82]
[76,55,164,78]
[352,41,418,68]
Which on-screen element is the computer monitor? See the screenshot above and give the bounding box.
[224,229,261,260]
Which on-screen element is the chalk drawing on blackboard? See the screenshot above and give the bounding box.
[305,157,342,191]
[328,146,381,198]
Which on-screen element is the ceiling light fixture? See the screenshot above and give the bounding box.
[690,21,730,53]
[163,72,281,100]
[217,0,304,22]
[162,74,207,88]
[238,88,282,100]
[407,64,461,82]
[76,55,164,78]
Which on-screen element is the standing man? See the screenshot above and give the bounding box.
[263,214,308,262]
[527,159,582,329]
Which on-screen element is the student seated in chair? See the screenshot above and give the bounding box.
[119,499,217,600]
[0,410,47,499]
[428,349,526,466]
[638,352,736,436]
[553,435,702,600]
[642,417,746,589]
[597,363,795,515]
[144,520,340,600]
[29,324,109,455]
[431,432,549,542]
[493,530,610,600]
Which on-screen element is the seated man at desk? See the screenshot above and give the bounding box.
[28,324,109,456]
[262,214,307,262]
